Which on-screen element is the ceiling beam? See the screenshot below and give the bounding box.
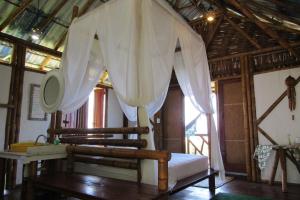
[35,0,68,32]
[40,5,81,70]
[54,0,95,51]
[224,16,261,49]
[227,0,299,58]
[245,1,300,27]
[0,0,33,31]
[178,4,194,11]
[270,0,300,13]
[0,32,62,57]
[206,15,224,49]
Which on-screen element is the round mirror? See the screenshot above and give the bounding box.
[44,76,60,106]
[40,69,65,113]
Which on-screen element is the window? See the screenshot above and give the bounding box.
[25,48,60,71]
[88,88,107,128]
[0,40,13,64]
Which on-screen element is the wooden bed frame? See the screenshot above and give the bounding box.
[28,123,217,199]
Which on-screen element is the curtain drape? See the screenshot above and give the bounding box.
[56,0,225,185]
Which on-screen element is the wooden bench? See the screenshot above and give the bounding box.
[28,146,171,200]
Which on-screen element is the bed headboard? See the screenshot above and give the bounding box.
[48,126,150,183]
[66,145,170,192]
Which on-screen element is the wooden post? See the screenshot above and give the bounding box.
[207,113,212,168]
[241,56,252,181]
[278,148,287,192]
[48,113,56,143]
[136,107,142,184]
[26,161,37,200]
[158,158,168,192]
[0,158,7,197]
[209,172,216,195]
[4,44,26,189]
[269,151,279,185]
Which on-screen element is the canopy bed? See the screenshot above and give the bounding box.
[36,0,224,198]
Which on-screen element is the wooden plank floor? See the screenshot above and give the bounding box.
[171,180,300,200]
[3,180,300,200]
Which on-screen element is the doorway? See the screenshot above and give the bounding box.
[217,79,246,174]
[185,91,217,157]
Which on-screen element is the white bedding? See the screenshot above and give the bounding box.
[168,153,208,188]
[74,153,208,189]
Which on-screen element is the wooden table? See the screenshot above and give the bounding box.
[0,151,67,199]
[269,144,300,192]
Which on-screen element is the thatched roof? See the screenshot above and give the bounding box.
[0,0,299,70]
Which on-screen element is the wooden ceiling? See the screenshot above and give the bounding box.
[0,0,300,60]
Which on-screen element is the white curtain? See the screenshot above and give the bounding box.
[174,51,225,180]
[57,0,224,185]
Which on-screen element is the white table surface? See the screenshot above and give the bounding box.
[0,151,67,164]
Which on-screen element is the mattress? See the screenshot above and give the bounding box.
[74,153,208,189]
[168,153,208,188]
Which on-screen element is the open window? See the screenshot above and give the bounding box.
[185,82,217,157]
[88,87,107,128]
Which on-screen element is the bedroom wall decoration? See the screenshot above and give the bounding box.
[28,84,47,121]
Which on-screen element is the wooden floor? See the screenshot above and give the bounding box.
[3,180,300,200]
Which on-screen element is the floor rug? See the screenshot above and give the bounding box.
[194,176,234,188]
[211,193,271,200]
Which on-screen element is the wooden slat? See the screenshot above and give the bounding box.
[61,138,148,148]
[225,16,261,49]
[246,1,300,27]
[209,42,300,62]
[227,0,299,58]
[206,15,224,49]
[0,32,62,57]
[256,76,300,125]
[67,146,170,191]
[61,134,114,139]
[35,0,68,31]
[0,104,14,109]
[66,146,170,161]
[257,127,277,145]
[51,127,149,135]
[0,0,33,31]
[74,155,138,170]
[241,56,252,181]
[32,173,167,199]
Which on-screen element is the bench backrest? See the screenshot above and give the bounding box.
[48,127,153,185]
[66,145,171,192]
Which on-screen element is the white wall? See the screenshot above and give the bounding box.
[254,68,300,184]
[16,71,50,185]
[107,89,123,128]
[0,65,12,151]
[19,71,50,142]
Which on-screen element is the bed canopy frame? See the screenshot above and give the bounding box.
[40,0,225,185]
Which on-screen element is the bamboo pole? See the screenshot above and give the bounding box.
[66,146,170,192]
[206,113,212,168]
[241,55,252,181]
[61,138,148,148]
[66,146,171,161]
[227,0,299,58]
[248,57,260,181]
[74,156,138,170]
[244,56,257,181]
[51,127,149,135]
